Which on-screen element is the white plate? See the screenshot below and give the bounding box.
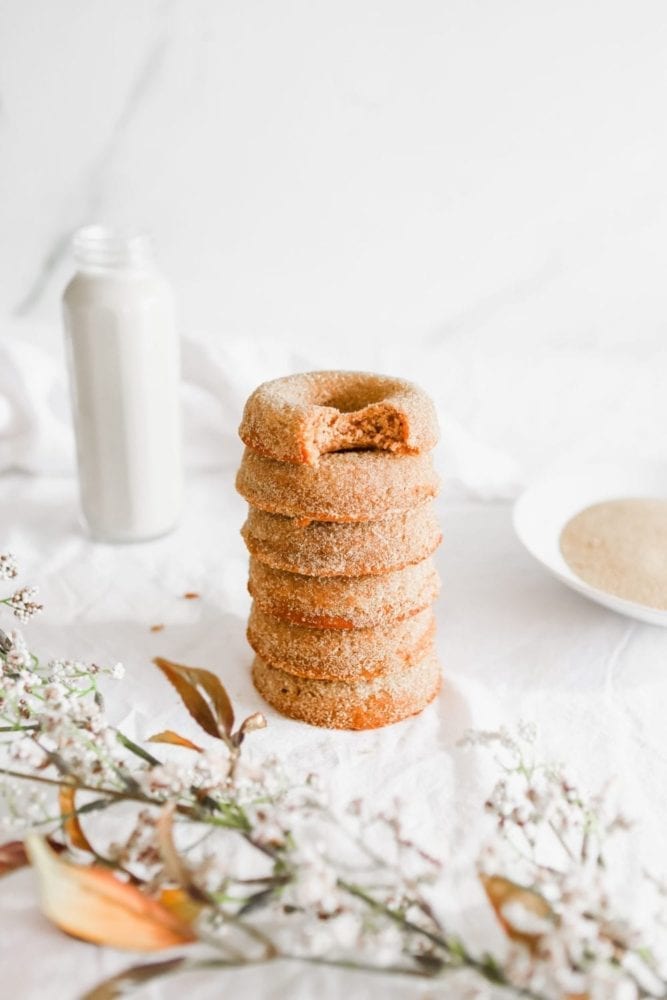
[513,463,667,627]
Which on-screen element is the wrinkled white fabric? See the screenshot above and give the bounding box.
[1,470,666,998]
[0,323,665,998]
[2,321,666,500]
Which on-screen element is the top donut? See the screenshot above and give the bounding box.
[239,370,439,465]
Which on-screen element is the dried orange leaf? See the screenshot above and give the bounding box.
[153,658,218,737]
[153,657,234,738]
[148,730,203,752]
[59,785,94,853]
[156,804,209,904]
[0,840,29,877]
[81,957,187,1000]
[156,804,190,890]
[482,874,553,951]
[196,669,234,736]
[26,836,196,951]
[159,888,203,926]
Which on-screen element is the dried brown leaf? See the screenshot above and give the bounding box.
[153,657,234,739]
[156,804,209,905]
[148,730,203,752]
[156,804,190,889]
[81,957,187,1000]
[0,840,29,876]
[153,659,219,738]
[59,785,94,853]
[26,836,196,951]
[158,887,203,926]
[482,874,554,951]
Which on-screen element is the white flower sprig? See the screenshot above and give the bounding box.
[0,552,18,580]
[0,551,666,1000]
[3,585,42,622]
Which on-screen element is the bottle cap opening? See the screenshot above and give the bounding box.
[72,225,154,270]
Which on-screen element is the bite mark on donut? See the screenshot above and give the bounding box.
[239,371,439,465]
[305,403,411,462]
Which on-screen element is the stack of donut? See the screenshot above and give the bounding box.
[236,371,442,730]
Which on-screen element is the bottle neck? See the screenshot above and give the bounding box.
[72,225,155,273]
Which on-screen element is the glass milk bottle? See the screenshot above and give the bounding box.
[62,226,182,542]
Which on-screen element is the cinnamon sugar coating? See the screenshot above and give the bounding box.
[241,504,442,577]
[239,371,439,465]
[248,603,435,681]
[238,369,442,731]
[248,556,440,629]
[236,448,439,522]
[252,651,441,730]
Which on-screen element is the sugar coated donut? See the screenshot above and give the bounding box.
[248,603,434,681]
[239,370,439,465]
[236,447,439,522]
[241,504,442,577]
[252,650,441,730]
[247,556,440,629]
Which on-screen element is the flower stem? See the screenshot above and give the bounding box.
[337,880,549,1000]
[116,731,161,767]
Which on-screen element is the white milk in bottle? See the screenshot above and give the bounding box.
[62,226,182,542]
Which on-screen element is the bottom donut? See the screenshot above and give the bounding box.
[251,651,441,730]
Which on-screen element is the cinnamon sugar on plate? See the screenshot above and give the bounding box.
[559,498,667,610]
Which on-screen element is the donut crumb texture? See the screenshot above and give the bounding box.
[239,371,439,465]
[252,651,441,730]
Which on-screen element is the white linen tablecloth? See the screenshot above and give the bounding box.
[2,468,667,999]
[3,1,667,990]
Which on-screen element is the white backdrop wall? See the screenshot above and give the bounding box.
[1,0,666,493]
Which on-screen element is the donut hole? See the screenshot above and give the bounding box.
[319,381,390,413]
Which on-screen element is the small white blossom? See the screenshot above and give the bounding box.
[0,552,18,580]
[329,912,361,949]
[138,761,191,797]
[517,720,538,744]
[48,659,88,679]
[501,899,552,936]
[3,629,31,669]
[6,586,42,622]
[0,575,666,1000]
